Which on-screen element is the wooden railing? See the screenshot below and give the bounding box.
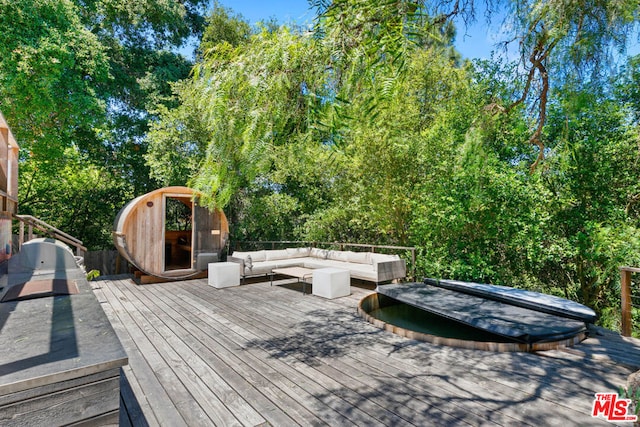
[14,214,87,256]
[234,240,417,281]
[620,266,639,337]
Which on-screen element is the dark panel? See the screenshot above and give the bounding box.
[0,268,128,396]
[424,278,597,323]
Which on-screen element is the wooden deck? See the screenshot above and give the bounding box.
[92,275,640,426]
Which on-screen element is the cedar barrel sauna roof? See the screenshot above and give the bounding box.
[113,186,228,279]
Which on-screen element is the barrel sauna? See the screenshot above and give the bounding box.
[113,186,229,279]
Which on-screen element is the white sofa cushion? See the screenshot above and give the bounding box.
[346,251,371,265]
[231,247,405,283]
[249,259,304,275]
[265,249,290,261]
[303,258,377,281]
[327,250,351,262]
[286,247,311,258]
[310,248,329,259]
[371,253,399,271]
[248,260,279,276]
[232,250,267,263]
[345,263,377,281]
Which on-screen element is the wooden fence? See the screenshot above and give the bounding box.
[84,250,130,277]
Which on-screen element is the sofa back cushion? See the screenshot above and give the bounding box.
[265,249,290,261]
[370,253,400,271]
[370,253,399,262]
[310,248,329,259]
[346,251,372,265]
[325,250,372,264]
[232,250,267,263]
[286,247,311,258]
[327,250,350,262]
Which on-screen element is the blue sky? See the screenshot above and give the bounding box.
[218,0,496,59]
[218,1,638,61]
[219,0,316,27]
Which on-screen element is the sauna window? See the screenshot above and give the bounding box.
[164,197,193,271]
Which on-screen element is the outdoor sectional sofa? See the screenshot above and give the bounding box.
[228,247,406,284]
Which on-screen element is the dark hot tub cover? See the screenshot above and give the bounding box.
[423,278,597,323]
[377,282,589,344]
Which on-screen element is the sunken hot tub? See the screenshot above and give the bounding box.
[358,279,596,352]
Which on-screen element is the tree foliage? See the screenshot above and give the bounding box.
[0,0,208,249]
[4,0,640,333]
[19,148,133,249]
[149,24,331,210]
[0,0,109,165]
[145,2,640,333]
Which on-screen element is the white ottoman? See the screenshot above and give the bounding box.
[208,262,240,288]
[312,268,350,299]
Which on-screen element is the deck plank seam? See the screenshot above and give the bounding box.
[98,279,195,426]
[184,281,623,423]
[165,282,528,426]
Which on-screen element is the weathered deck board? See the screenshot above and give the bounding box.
[92,276,640,426]
[164,284,424,426]
[180,282,481,425]
[112,279,283,427]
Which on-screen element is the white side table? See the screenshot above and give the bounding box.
[208,262,240,288]
[312,268,350,299]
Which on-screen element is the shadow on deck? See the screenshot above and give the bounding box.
[93,275,640,426]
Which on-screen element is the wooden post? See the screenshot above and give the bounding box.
[18,220,24,251]
[621,267,633,337]
[411,248,416,282]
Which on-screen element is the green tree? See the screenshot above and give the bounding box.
[150,25,330,210]
[198,2,252,55]
[313,0,639,171]
[146,4,255,188]
[539,85,640,324]
[0,0,109,166]
[146,1,640,334]
[76,0,208,194]
[0,0,208,248]
[19,148,133,250]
